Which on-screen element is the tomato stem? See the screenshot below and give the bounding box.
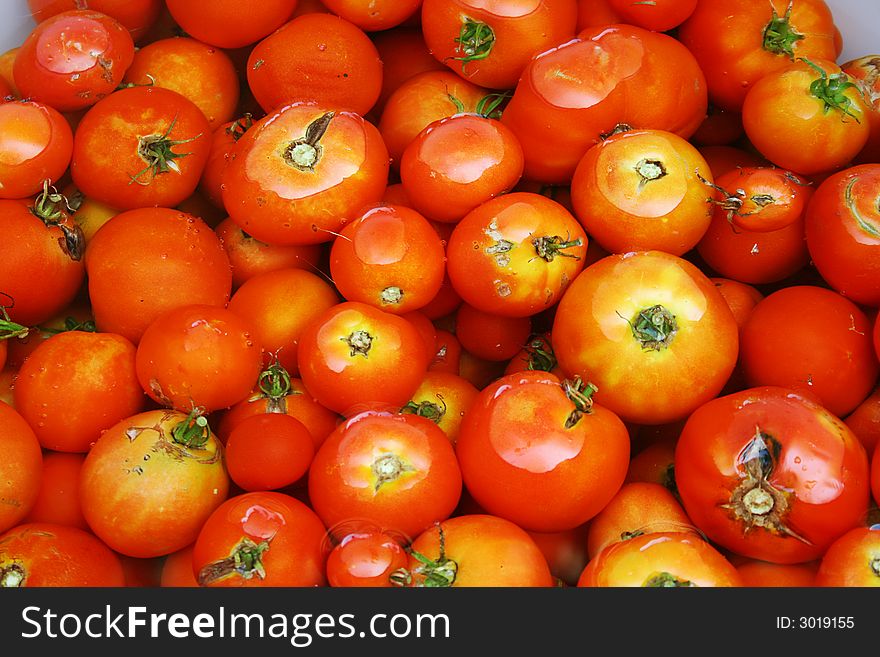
[643,572,696,587]
[197,537,271,586]
[284,111,334,172]
[131,115,202,185]
[532,235,583,262]
[562,376,598,428]
[475,91,511,119]
[801,58,862,122]
[451,18,495,70]
[171,407,211,448]
[391,523,458,588]
[0,564,25,588]
[343,330,373,357]
[371,454,413,491]
[226,113,254,143]
[0,304,29,341]
[522,335,558,373]
[599,123,633,140]
[634,158,667,190]
[380,286,404,306]
[39,316,96,336]
[762,0,804,59]
[401,396,447,424]
[622,305,678,351]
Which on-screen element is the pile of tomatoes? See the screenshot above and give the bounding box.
[1,0,879,589]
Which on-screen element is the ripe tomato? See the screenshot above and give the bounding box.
[0,100,72,199]
[84,207,231,344]
[447,193,587,317]
[814,526,880,586]
[71,86,212,210]
[690,105,745,147]
[27,0,163,43]
[675,387,870,563]
[527,523,590,586]
[873,445,880,507]
[22,452,87,530]
[398,514,553,587]
[842,55,880,164]
[698,144,766,178]
[322,0,421,31]
[711,278,764,332]
[13,10,134,112]
[454,302,531,361]
[608,0,696,31]
[223,103,388,246]
[371,27,445,115]
[678,0,838,111]
[225,413,315,492]
[0,523,125,587]
[308,411,462,539]
[740,286,878,418]
[420,0,578,90]
[165,0,298,49]
[708,167,813,233]
[0,401,42,534]
[457,372,630,532]
[80,409,229,558]
[402,371,479,445]
[297,302,429,415]
[805,164,880,306]
[735,560,818,587]
[578,531,742,587]
[504,332,565,378]
[553,251,739,425]
[845,386,880,457]
[326,528,408,587]
[14,330,145,452]
[570,128,713,256]
[742,59,869,175]
[192,491,327,587]
[160,546,198,588]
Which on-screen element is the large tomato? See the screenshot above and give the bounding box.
[0,401,42,534]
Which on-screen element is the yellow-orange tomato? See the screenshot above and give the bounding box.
[401,371,480,444]
[815,526,880,587]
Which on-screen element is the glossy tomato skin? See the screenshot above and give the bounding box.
[71,86,212,210]
[223,103,389,246]
[80,409,229,558]
[326,530,408,587]
[13,10,135,112]
[815,526,880,586]
[843,56,880,164]
[609,0,696,31]
[711,278,764,332]
[0,100,72,199]
[192,491,327,587]
[553,251,739,425]
[28,0,163,43]
[457,371,630,532]
[0,401,43,534]
[225,413,315,492]
[403,371,480,445]
[578,531,743,587]
[165,0,298,49]
[14,330,145,453]
[805,164,880,306]
[740,286,879,418]
[711,167,813,233]
[678,0,838,112]
[735,560,818,587]
[0,523,125,587]
[308,411,462,540]
[22,452,87,530]
[675,387,870,564]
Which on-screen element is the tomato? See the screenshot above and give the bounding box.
[842,56,880,165]
[297,302,429,415]
[578,531,742,587]
[14,330,145,452]
[84,207,231,344]
[698,145,766,178]
[165,0,298,49]
[247,14,382,117]
[570,128,714,256]
[122,37,239,130]
[309,410,462,539]
[678,0,838,112]
[735,559,818,587]
[527,523,590,586]
[457,372,629,532]
[135,304,263,413]
[711,278,764,332]
[397,514,553,587]
[0,100,72,199]
[28,0,163,43]
[401,311,438,363]
[402,371,480,444]
[80,409,229,558]
[504,332,565,378]
[225,413,315,492]
[576,0,622,30]
[329,204,445,314]
[22,452,87,530]
[64,183,118,243]
[845,386,880,457]
[708,167,813,233]
[0,523,124,587]
[501,24,707,183]
[326,528,408,587]
[675,387,870,563]
[805,164,880,307]
[873,444,880,507]
[420,0,578,90]
[0,401,42,534]
[609,0,696,31]
[71,86,212,210]
[159,545,198,587]
[227,268,339,375]
[447,193,586,318]
[814,526,880,586]
[690,105,745,147]
[626,437,678,495]
[742,59,869,175]
[13,10,134,112]
[322,0,421,31]
[428,329,462,374]
[740,287,878,418]
[454,302,531,361]
[223,103,388,246]
[553,251,739,425]
[192,491,327,587]
[371,27,446,115]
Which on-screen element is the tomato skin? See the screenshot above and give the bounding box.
[609,0,696,32]
[22,452,87,530]
[0,401,43,534]
[165,0,298,49]
[371,27,446,115]
[845,386,880,458]
[403,371,480,445]
[192,491,327,587]
[457,371,630,532]
[308,411,462,540]
[740,286,879,418]
[28,0,163,43]
[13,10,135,112]
[80,409,229,558]
[225,414,315,492]
[804,164,880,307]
[14,330,145,453]
[735,560,818,587]
[0,523,125,587]
[326,530,408,587]
[711,278,764,332]
[675,387,870,564]
[0,100,72,199]
[84,207,232,345]
[160,545,199,587]
[815,526,880,586]
[553,251,739,425]
[843,56,880,165]
[578,531,743,587]
[711,167,813,233]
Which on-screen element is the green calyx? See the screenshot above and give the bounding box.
[562,377,598,429]
[801,58,862,122]
[390,524,458,588]
[197,537,271,586]
[624,305,678,351]
[452,18,495,70]
[643,572,697,588]
[131,115,202,185]
[762,1,804,58]
[171,407,211,449]
[532,235,583,263]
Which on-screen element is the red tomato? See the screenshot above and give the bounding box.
[526,523,590,586]
[845,386,880,458]
[402,371,480,445]
[454,302,531,362]
[553,251,739,425]
[225,413,315,492]
[192,491,327,587]
[709,167,813,233]
[22,452,87,530]
[322,0,421,31]
[165,0,298,49]
[0,100,72,199]
[675,387,870,564]
[308,410,462,540]
[504,332,565,378]
[27,0,163,43]
[457,371,630,532]
[0,523,124,587]
[842,56,880,165]
[326,528,408,587]
[873,445,880,507]
[735,560,818,587]
[160,545,198,588]
[0,401,43,534]
[815,526,880,586]
[711,278,764,332]
[609,0,696,31]
[371,27,445,115]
